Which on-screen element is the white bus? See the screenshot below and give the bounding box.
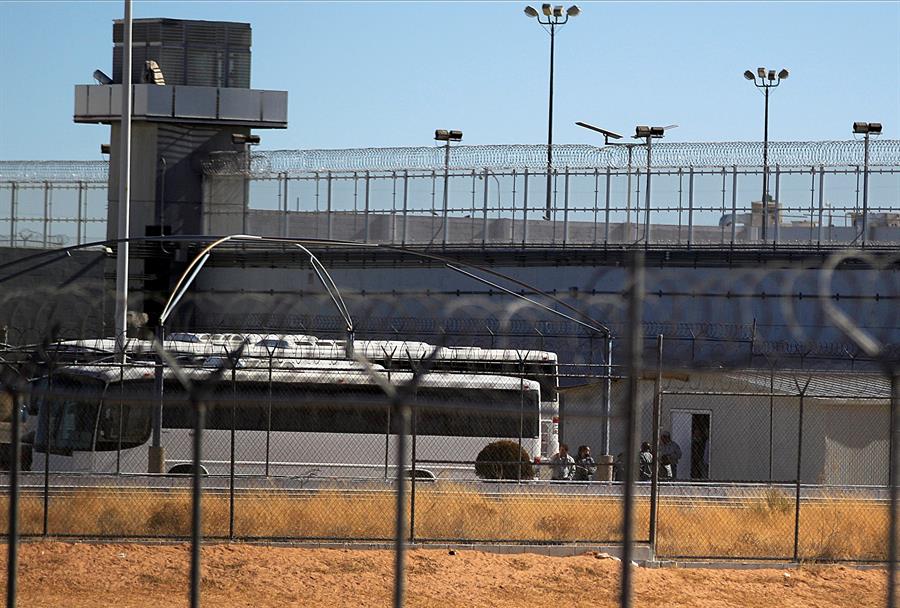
[47,333,561,459]
[30,359,542,479]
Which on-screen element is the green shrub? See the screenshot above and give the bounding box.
[475,440,534,480]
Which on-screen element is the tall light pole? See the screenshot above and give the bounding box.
[435,129,463,245]
[114,0,133,363]
[633,125,676,246]
[852,121,883,248]
[525,4,581,220]
[744,67,789,242]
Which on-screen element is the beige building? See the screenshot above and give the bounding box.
[560,370,890,485]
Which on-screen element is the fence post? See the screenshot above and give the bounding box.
[522,169,529,247]
[816,166,825,247]
[402,170,409,246]
[773,165,781,246]
[189,396,207,608]
[649,334,663,555]
[76,182,84,245]
[687,169,694,248]
[326,171,333,241]
[731,166,738,246]
[603,168,611,246]
[392,394,411,608]
[10,182,17,247]
[43,182,50,248]
[620,250,644,608]
[792,383,808,562]
[888,372,899,608]
[43,368,51,536]
[481,169,489,247]
[5,387,21,608]
[364,171,371,244]
[409,408,417,543]
[282,173,290,238]
[510,169,518,246]
[562,168,570,247]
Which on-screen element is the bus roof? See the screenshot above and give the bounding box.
[51,334,559,366]
[51,362,542,394]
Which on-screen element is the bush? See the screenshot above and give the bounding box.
[475,440,534,480]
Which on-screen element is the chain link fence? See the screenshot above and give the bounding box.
[0,241,897,607]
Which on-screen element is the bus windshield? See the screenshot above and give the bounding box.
[35,375,153,454]
[35,376,103,455]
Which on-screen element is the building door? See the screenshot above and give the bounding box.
[670,410,711,480]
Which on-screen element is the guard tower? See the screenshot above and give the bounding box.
[73,18,288,331]
[74,18,287,238]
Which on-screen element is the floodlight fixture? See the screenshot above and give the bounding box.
[524,6,539,17]
[634,126,651,138]
[232,133,261,145]
[744,70,755,80]
[757,67,766,78]
[93,69,113,85]
[435,129,463,141]
[553,5,564,16]
[767,69,776,81]
[542,3,552,15]
[778,68,789,79]
[566,5,581,16]
[853,122,882,135]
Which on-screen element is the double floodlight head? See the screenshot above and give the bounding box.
[634,125,674,139]
[435,129,463,142]
[575,121,623,144]
[853,122,883,135]
[526,4,579,19]
[232,133,261,145]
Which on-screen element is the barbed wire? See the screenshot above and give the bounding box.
[3,139,899,183]
[213,140,900,176]
[0,160,109,183]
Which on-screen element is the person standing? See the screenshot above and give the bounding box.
[573,445,597,481]
[659,431,683,480]
[550,443,575,480]
[639,442,654,481]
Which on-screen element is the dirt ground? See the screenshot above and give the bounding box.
[1,541,888,607]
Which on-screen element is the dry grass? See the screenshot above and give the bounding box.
[0,485,889,561]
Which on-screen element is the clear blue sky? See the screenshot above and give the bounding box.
[1,1,898,160]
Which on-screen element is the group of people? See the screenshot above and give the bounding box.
[549,443,596,481]
[638,432,682,481]
[548,433,683,482]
